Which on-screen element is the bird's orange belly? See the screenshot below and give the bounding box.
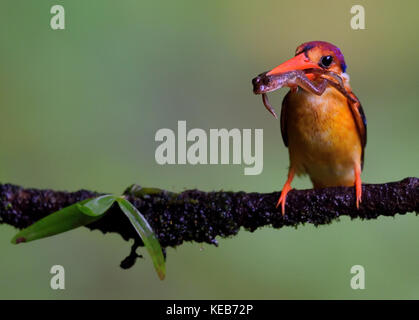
[285,88,362,188]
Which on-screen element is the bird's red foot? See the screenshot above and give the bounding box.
[276,183,292,216]
[276,168,295,216]
[355,164,362,209]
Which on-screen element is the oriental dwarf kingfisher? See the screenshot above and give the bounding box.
[265,41,367,215]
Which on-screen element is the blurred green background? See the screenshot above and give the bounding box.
[0,0,418,299]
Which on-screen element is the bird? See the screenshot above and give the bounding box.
[254,41,367,215]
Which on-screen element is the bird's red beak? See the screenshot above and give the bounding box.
[266,53,321,80]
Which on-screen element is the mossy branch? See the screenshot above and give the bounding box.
[0,178,418,265]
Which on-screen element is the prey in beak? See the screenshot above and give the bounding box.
[252,68,350,119]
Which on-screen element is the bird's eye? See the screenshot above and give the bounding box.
[320,55,333,68]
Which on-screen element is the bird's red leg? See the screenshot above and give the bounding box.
[354,164,362,209]
[276,168,295,215]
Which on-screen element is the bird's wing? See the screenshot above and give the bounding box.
[280,91,291,147]
[347,91,367,169]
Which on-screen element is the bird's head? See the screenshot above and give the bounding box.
[267,41,347,78]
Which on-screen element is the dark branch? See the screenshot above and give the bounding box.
[1,178,418,250]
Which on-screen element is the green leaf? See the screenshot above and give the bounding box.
[117,197,166,280]
[77,194,116,216]
[11,200,102,244]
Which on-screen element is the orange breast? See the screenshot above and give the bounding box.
[284,86,362,188]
